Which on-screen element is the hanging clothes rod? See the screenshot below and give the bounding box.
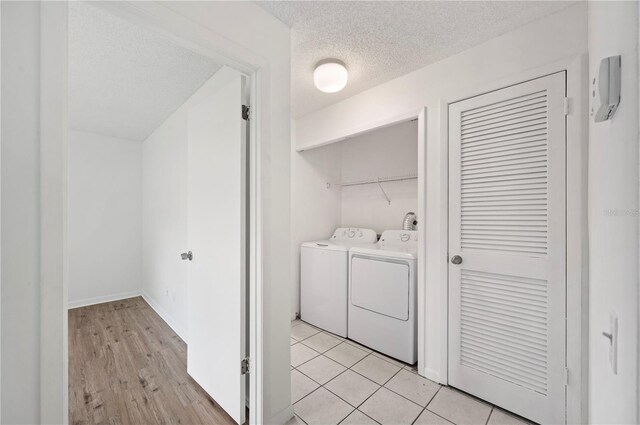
[326,174,418,205]
[329,174,418,188]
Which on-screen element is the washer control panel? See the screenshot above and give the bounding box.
[331,227,378,243]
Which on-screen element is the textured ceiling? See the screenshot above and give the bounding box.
[257,1,575,118]
[69,2,223,141]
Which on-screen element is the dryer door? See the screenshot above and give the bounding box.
[350,255,409,321]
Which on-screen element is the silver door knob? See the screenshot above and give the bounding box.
[181,251,193,261]
[451,255,462,265]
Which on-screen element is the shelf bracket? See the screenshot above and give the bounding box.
[377,178,391,205]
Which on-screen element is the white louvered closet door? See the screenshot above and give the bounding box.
[448,72,566,425]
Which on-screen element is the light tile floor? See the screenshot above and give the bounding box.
[289,320,534,425]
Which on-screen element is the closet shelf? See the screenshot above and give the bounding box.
[326,174,417,205]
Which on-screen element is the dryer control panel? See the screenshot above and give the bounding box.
[379,230,418,243]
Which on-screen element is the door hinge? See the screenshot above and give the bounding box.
[242,105,250,121]
[241,357,250,375]
[563,98,570,116]
[564,367,569,385]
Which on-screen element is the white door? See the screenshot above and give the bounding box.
[448,72,566,424]
[187,72,247,425]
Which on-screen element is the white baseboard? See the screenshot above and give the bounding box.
[68,290,142,309]
[141,290,188,343]
[268,404,295,425]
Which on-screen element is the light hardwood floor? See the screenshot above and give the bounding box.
[69,296,238,425]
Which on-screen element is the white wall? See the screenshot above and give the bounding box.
[142,68,242,341]
[68,131,142,308]
[340,120,418,233]
[1,2,41,423]
[588,2,639,423]
[292,3,588,387]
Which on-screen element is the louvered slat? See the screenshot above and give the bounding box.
[460,91,548,255]
[460,269,549,395]
[462,153,548,169]
[462,91,547,117]
[462,138,547,156]
[461,320,548,353]
[462,105,546,128]
[462,116,547,138]
[461,311,548,342]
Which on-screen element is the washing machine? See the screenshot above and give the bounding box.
[348,230,418,364]
[301,228,378,337]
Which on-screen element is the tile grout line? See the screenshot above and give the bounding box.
[293,358,366,420]
[293,413,308,425]
[424,410,457,425]
[295,360,350,389]
[347,352,400,388]
[381,383,435,413]
[336,407,381,425]
[358,364,430,423]
[485,407,495,425]
[411,407,427,425]
[299,339,342,355]
[295,359,371,410]
[291,352,321,370]
[290,329,322,344]
[291,381,358,424]
[291,341,323,369]
[296,384,357,425]
[336,356,409,420]
[410,385,445,425]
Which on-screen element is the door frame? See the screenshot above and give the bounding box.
[429,54,588,423]
[39,2,269,423]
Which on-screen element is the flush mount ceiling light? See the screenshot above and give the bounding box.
[314,59,348,93]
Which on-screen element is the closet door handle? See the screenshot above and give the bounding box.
[450,255,462,265]
[181,251,193,261]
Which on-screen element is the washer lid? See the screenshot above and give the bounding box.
[301,240,348,252]
[302,239,381,252]
[302,227,378,252]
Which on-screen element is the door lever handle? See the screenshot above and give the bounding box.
[181,251,193,261]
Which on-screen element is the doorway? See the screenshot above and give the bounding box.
[66,2,254,424]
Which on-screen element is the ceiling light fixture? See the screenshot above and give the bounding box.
[314,59,348,93]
